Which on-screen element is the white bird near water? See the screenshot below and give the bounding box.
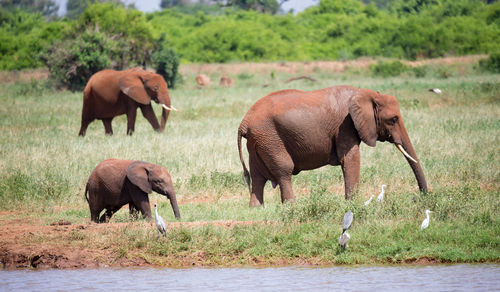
[364,195,374,206]
[154,203,167,237]
[338,211,353,250]
[338,232,350,250]
[420,209,432,230]
[376,184,386,202]
[428,88,442,94]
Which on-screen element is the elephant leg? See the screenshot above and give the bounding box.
[79,117,94,137]
[102,118,113,136]
[260,145,295,203]
[277,175,295,203]
[90,208,101,223]
[140,105,160,131]
[127,107,138,135]
[248,148,268,207]
[249,173,266,207]
[131,192,153,221]
[99,209,113,223]
[129,203,139,221]
[340,144,360,200]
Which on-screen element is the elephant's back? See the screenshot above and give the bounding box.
[89,159,134,193]
[87,70,123,93]
[243,88,329,125]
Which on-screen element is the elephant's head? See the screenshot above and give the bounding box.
[349,89,427,193]
[126,161,181,219]
[118,69,177,132]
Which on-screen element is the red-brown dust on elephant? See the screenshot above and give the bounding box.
[238,85,427,206]
[79,68,177,136]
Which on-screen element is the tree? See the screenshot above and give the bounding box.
[152,34,180,89]
[65,0,135,19]
[41,30,112,90]
[0,0,58,18]
[387,0,441,16]
[224,0,283,14]
[160,0,189,8]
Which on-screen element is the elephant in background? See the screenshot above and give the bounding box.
[78,68,177,136]
[237,85,427,206]
[85,159,181,223]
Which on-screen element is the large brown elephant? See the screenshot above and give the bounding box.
[78,68,177,136]
[85,159,181,223]
[237,85,427,206]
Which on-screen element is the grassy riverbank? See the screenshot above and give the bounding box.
[0,57,499,268]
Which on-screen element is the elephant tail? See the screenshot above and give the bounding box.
[84,182,89,203]
[237,124,251,192]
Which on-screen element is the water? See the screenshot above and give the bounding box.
[1,264,498,291]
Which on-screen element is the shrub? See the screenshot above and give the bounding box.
[152,46,180,89]
[479,52,500,73]
[371,60,410,77]
[41,30,111,91]
[412,65,429,78]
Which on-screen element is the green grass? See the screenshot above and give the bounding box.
[0,60,499,265]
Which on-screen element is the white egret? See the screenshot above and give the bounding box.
[364,195,374,206]
[338,231,350,250]
[428,88,442,94]
[420,209,432,230]
[154,203,167,237]
[376,184,386,202]
[338,211,353,250]
[342,211,353,232]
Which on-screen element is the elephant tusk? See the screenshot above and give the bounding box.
[162,104,178,112]
[396,144,418,163]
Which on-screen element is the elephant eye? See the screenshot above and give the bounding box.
[389,116,398,125]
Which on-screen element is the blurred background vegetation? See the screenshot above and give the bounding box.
[0,0,499,90]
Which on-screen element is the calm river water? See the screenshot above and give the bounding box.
[1,264,498,291]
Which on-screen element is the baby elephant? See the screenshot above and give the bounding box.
[85,159,181,223]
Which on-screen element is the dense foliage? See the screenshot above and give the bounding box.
[0,0,499,70]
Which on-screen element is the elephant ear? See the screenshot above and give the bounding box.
[118,73,151,105]
[126,161,152,194]
[348,89,378,147]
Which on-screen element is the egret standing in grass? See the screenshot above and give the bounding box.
[376,184,386,202]
[420,209,432,230]
[364,195,374,206]
[154,203,167,238]
[338,211,353,250]
[428,88,442,94]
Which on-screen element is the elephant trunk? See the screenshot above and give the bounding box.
[158,93,174,132]
[159,106,170,132]
[398,131,428,193]
[168,192,181,220]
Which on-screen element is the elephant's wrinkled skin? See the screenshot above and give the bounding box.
[79,68,176,136]
[85,159,181,223]
[238,85,427,206]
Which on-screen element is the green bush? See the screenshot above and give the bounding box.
[479,52,500,73]
[412,65,429,78]
[152,46,180,89]
[42,30,112,91]
[371,60,410,77]
[1,0,500,67]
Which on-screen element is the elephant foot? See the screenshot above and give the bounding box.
[249,198,263,207]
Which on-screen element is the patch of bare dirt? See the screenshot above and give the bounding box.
[0,215,274,270]
[0,55,486,86]
[179,55,487,75]
[0,69,49,84]
[406,257,440,265]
